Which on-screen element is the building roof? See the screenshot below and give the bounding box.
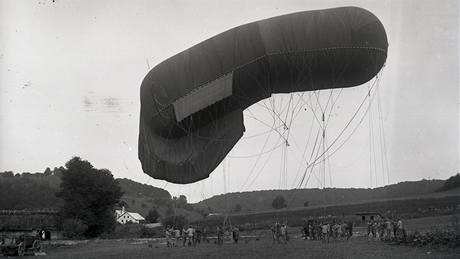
[127,212,145,221]
[115,210,145,221]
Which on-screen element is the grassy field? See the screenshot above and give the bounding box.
[36,214,460,258]
[41,236,459,259]
[404,214,460,233]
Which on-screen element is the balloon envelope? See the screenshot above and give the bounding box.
[139,6,388,184]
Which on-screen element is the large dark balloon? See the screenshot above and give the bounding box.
[139,6,388,184]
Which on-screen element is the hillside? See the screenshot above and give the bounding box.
[0,169,171,217]
[196,179,446,213]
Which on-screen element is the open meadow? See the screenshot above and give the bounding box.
[41,236,459,259]
[40,214,460,259]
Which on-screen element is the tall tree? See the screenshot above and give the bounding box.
[145,208,160,223]
[271,195,287,210]
[56,157,123,237]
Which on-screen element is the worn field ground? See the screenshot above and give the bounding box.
[38,214,460,259]
[41,236,459,259]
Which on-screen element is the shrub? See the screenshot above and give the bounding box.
[162,215,188,228]
[62,219,87,239]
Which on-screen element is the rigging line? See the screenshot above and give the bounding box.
[297,125,322,188]
[237,118,277,190]
[376,90,386,186]
[245,110,288,143]
[288,129,323,187]
[229,141,284,159]
[299,94,324,127]
[370,101,379,187]
[283,93,294,129]
[257,101,288,129]
[314,90,325,116]
[278,93,300,189]
[301,126,325,189]
[325,88,344,128]
[297,76,380,187]
[279,142,285,189]
[322,112,327,189]
[321,89,335,117]
[300,64,387,184]
[306,77,382,170]
[290,96,320,186]
[284,93,306,142]
[299,74,381,173]
[368,83,374,188]
[194,124,285,142]
[244,134,285,191]
[237,104,287,190]
[290,93,308,124]
[326,134,333,187]
[376,85,390,185]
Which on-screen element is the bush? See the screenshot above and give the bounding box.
[436,173,460,192]
[139,225,163,238]
[145,208,160,223]
[62,219,87,239]
[272,195,287,210]
[162,215,188,228]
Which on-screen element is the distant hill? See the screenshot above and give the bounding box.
[0,168,172,217]
[196,179,447,213]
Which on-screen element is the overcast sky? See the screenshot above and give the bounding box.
[1,0,458,203]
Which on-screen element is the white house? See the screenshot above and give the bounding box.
[115,207,145,224]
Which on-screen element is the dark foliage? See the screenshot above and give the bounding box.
[56,157,123,238]
[116,178,171,199]
[0,169,62,210]
[272,195,287,209]
[436,173,460,192]
[62,218,88,239]
[162,215,188,228]
[234,204,242,213]
[145,208,160,223]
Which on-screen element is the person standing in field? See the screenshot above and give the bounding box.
[397,219,406,240]
[385,218,392,240]
[232,225,240,243]
[169,226,176,247]
[322,222,330,243]
[182,227,187,247]
[270,224,277,243]
[195,226,202,245]
[165,226,171,247]
[275,222,282,243]
[186,225,194,246]
[202,226,209,243]
[280,224,288,243]
[174,227,181,247]
[217,225,224,245]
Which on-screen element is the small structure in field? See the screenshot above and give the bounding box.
[355,212,382,222]
[115,207,145,224]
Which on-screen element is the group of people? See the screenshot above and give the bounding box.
[216,225,240,245]
[302,219,353,243]
[270,222,289,244]
[165,224,241,247]
[366,218,406,241]
[165,225,209,247]
[164,217,407,247]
